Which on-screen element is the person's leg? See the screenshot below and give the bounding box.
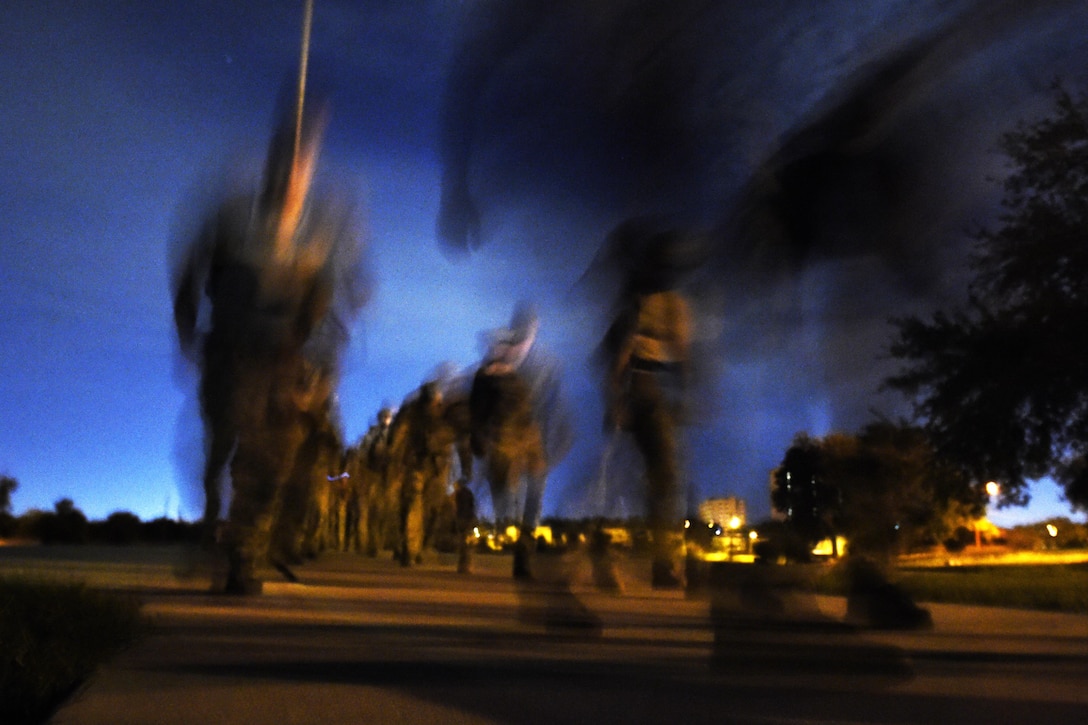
[383,468,403,558]
[630,374,683,589]
[198,356,236,546]
[200,427,233,533]
[457,518,475,573]
[365,493,383,556]
[418,460,448,559]
[220,365,275,594]
[589,523,624,593]
[399,469,424,566]
[223,442,278,594]
[271,423,318,564]
[222,358,309,593]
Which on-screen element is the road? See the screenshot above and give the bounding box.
[2,545,1086,724]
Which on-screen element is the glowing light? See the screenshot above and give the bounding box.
[728,516,742,530]
[986,481,1000,497]
[1047,524,1058,537]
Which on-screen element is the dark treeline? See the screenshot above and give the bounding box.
[0,499,202,546]
[3,493,1083,559]
[0,478,667,552]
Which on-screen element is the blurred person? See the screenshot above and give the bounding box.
[452,477,477,574]
[600,220,696,589]
[326,462,353,552]
[359,406,396,556]
[388,380,450,566]
[340,439,367,553]
[297,412,344,558]
[588,519,625,594]
[471,302,573,579]
[425,369,477,557]
[269,377,339,566]
[172,106,368,594]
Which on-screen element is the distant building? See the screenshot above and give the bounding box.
[699,497,746,528]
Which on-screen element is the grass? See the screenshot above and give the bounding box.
[0,575,144,725]
[893,563,1088,613]
[811,559,1088,615]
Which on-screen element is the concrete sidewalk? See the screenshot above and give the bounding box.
[23,549,1088,724]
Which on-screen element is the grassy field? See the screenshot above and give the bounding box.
[0,574,144,725]
[892,563,1088,613]
[890,549,1088,614]
[804,549,1088,615]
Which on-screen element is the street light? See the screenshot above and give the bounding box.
[975,481,1001,549]
[727,516,741,559]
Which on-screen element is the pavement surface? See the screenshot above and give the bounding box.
[3,546,1087,724]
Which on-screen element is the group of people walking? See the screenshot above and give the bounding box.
[173,104,697,594]
[324,303,572,581]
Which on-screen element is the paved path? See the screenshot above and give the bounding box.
[4,547,1085,724]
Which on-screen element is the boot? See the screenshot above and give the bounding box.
[223,551,263,595]
[590,529,623,593]
[651,559,684,590]
[592,553,624,593]
[513,539,534,580]
[457,541,473,574]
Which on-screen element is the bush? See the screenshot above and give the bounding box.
[752,520,814,563]
[139,517,202,544]
[942,526,972,553]
[90,511,143,545]
[0,577,144,725]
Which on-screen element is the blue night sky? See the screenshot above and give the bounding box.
[2,0,1086,529]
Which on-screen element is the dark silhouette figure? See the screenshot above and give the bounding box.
[453,478,477,574]
[173,109,367,594]
[471,302,572,579]
[600,220,695,589]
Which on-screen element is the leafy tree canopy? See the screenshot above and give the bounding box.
[771,422,978,558]
[887,81,1088,512]
[769,433,830,546]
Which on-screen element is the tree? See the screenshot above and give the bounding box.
[770,433,840,556]
[0,475,16,537]
[771,423,978,559]
[34,497,89,544]
[93,511,143,545]
[837,422,978,556]
[888,81,1088,511]
[0,475,16,515]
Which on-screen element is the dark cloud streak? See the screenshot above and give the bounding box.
[435,0,1088,515]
